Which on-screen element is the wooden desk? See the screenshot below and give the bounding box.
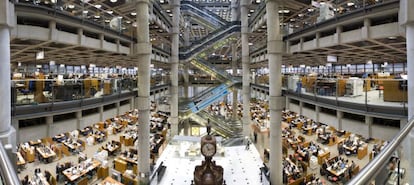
[29,139,42,146]
[122,171,138,185]
[327,165,348,177]
[62,159,101,182]
[28,173,50,185]
[21,146,35,163]
[357,144,368,159]
[317,151,330,165]
[118,155,138,165]
[102,143,121,155]
[36,146,56,162]
[16,152,26,166]
[98,176,124,185]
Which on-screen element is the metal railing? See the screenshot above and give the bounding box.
[0,144,20,185]
[347,116,414,184]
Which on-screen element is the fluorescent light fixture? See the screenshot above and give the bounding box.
[126,20,131,24]
[327,55,337,62]
[94,15,100,18]
[298,14,304,17]
[105,19,110,23]
[18,62,22,67]
[82,10,88,14]
[130,12,137,16]
[68,4,75,9]
[107,10,113,14]
[36,51,44,60]
[94,4,101,9]
[248,43,253,46]
[36,65,42,68]
[347,2,355,6]
[110,0,117,2]
[388,36,397,40]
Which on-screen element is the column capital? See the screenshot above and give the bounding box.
[399,0,414,26]
[0,1,15,28]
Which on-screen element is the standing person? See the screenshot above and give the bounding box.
[245,138,251,150]
[254,131,258,143]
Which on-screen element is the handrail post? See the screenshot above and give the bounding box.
[0,143,21,185]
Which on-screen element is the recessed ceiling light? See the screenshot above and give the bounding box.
[110,0,117,2]
[94,4,101,8]
[130,12,137,16]
[68,4,75,9]
[107,10,113,14]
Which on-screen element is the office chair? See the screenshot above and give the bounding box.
[19,80,35,103]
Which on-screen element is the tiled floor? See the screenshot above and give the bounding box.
[155,144,263,185]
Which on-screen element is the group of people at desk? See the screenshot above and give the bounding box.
[337,135,365,156]
[321,156,357,183]
[283,156,325,185]
[21,168,55,185]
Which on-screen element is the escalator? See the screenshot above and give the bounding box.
[177,6,241,137]
[189,110,242,138]
[181,1,228,30]
[179,21,241,60]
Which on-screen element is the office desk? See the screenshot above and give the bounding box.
[36,146,56,163]
[63,159,101,182]
[98,176,124,185]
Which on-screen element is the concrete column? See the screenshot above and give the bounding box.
[400,0,414,183]
[77,28,83,45]
[0,1,16,146]
[49,20,57,40]
[169,0,180,137]
[130,97,135,110]
[99,106,104,121]
[365,116,373,138]
[266,0,284,184]
[315,106,320,123]
[76,111,82,130]
[116,102,120,116]
[314,32,320,48]
[285,96,290,110]
[46,116,53,137]
[299,101,304,115]
[11,119,19,144]
[241,0,251,135]
[231,0,239,21]
[99,33,104,49]
[231,43,238,120]
[334,26,343,44]
[337,111,343,130]
[299,37,304,51]
[135,0,151,181]
[362,18,371,39]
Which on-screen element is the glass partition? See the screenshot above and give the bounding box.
[11,77,138,106]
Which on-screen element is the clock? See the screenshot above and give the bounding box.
[201,143,216,157]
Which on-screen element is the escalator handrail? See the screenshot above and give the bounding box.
[179,22,241,60]
[181,1,228,25]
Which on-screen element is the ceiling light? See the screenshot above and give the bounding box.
[126,20,131,24]
[298,14,304,17]
[166,9,171,13]
[110,0,117,2]
[68,4,75,9]
[347,2,355,6]
[248,43,253,46]
[255,0,261,3]
[307,8,314,12]
[132,22,138,27]
[107,10,113,14]
[290,18,295,22]
[250,9,255,13]
[104,19,110,23]
[388,36,397,40]
[320,2,325,5]
[94,4,101,9]
[130,12,137,16]
[82,10,88,14]
[160,0,165,3]
[94,15,100,18]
